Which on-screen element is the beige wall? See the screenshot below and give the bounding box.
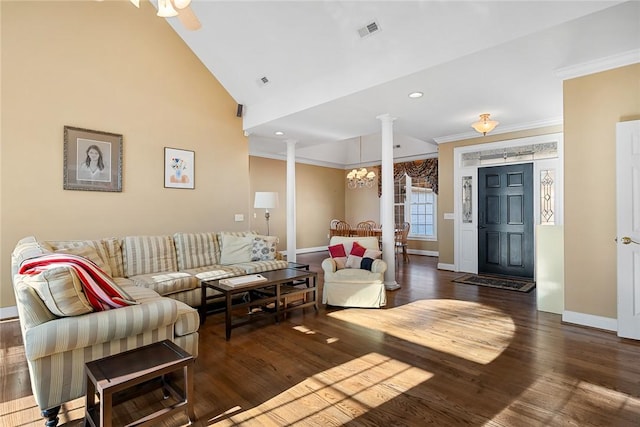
[249,156,345,250]
[1,1,249,308]
[564,64,640,318]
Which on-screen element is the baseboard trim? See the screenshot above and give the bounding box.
[437,263,456,271]
[408,249,438,257]
[0,306,18,320]
[297,246,328,254]
[562,310,617,332]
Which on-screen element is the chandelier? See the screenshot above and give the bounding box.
[471,113,499,136]
[347,137,376,189]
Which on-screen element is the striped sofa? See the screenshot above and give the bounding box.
[11,231,287,426]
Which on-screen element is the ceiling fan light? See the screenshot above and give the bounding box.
[173,0,191,9]
[157,0,178,17]
[471,113,499,135]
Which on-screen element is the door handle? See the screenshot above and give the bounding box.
[620,236,640,245]
[478,226,487,229]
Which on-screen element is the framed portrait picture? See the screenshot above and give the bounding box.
[63,126,123,192]
[164,147,195,189]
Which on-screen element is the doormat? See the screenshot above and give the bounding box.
[452,274,535,293]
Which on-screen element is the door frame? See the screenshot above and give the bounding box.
[453,133,564,274]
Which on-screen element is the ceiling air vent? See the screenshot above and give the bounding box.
[257,76,270,87]
[358,20,381,38]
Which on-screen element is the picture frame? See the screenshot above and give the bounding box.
[164,147,195,189]
[63,126,123,192]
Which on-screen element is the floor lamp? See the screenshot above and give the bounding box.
[254,192,279,236]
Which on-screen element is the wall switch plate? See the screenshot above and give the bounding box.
[234,214,244,222]
[444,213,455,220]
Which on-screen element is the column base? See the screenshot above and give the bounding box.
[384,281,401,291]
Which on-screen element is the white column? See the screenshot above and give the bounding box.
[377,114,400,290]
[286,140,297,262]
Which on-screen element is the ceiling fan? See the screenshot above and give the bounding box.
[129,0,202,31]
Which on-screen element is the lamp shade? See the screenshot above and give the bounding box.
[254,192,279,209]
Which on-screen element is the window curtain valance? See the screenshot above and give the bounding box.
[377,158,438,197]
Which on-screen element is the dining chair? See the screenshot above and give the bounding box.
[335,220,352,237]
[355,221,375,237]
[395,222,411,263]
[329,219,341,237]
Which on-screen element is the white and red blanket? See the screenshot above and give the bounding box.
[19,253,136,311]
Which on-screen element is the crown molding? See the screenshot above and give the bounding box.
[249,150,345,169]
[555,48,640,80]
[433,117,563,145]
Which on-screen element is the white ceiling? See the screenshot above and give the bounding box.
[163,1,640,168]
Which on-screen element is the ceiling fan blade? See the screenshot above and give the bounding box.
[178,6,201,31]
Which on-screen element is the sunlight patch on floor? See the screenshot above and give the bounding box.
[292,324,340,343]
[208,352,433,426]
[488,375,640,425]
[328,299,515,364]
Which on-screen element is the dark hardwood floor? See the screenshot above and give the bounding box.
[2,253,639,426]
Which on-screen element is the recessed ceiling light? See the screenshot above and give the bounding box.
[274,131,285,136]
[408,91,423,99]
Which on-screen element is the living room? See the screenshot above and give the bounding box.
[1,1,639,425]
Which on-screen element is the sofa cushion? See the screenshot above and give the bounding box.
[128,271,197,297]
[123,235,178,277]
[173,232,220,270]
[231,259,289,274]
[47,239,115,277]
[188,265,246,280]
[101,237,125,278]
[20,265,94,317]
[173,300,200,336]
[324,267,385,284]
[12,237,52,270]
[251,235,279,261]
[219,234,253,264]
[54,245,112,276]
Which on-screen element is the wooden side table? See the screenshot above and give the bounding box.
[84,340,195,427]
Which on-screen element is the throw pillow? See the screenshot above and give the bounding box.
[251,235,279,261]
[346,242,382,269]
[328,243,347,269]
[361,257,375,271]
[21,265,94,317]
[219,234,253,264]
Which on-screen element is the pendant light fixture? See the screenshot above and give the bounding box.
[471,113,499,136]
[347,137,376,189]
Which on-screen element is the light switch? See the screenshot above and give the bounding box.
[444,213,455,220]
[234,214,244,222]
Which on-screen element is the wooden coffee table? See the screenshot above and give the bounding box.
[84,340,195,427]
[200,268,318,340]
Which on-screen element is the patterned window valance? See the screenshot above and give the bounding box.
[377,158,438,197]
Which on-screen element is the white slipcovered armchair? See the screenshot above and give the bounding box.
[321,236,387,308]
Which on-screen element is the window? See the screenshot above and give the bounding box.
[394,175,436,240]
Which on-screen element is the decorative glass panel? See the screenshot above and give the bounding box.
[461,142,558,167]
[540,169,555,224]
[462,176,472,223]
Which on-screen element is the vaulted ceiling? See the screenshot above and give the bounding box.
[161,1,639,168]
